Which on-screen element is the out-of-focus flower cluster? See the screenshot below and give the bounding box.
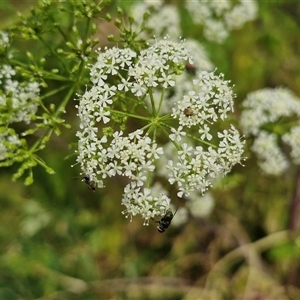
[130,0,258,43]
[171,192,215,228]
[131,0,180,40]
[0,64,40,124]
[0,31,41,163]
[75,36,244,224]
[240,88,300,175]
[0,31,9,48]
[186,0,258,43]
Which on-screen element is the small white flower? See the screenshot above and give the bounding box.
[169,126,186,141]
[199,124,212,141]
[158,73,175,88]
[131,80,147,97]
[118,77,132,92]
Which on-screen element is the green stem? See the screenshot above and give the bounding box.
[186,132,217,149]
[161,122,217,149]
[29,128,54,154]
[29,79,78,155]
[109,109,151,122]
[159,124,182,152]
[40,84,70,100]
[145,126,158,189]
[148,88,157,116]
[9,59,72,82]
[56,25,69,42]
[32,155,49,170]
[157,88,165,115]
[55,85,76,118]
[38,35,70,73]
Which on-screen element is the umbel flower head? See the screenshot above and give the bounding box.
[240,88,300,175]
[0,31,41,164]
[185,0,258,43]
[75,37,244,224]
[130,0,258,44]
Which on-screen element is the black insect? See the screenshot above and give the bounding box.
[154,208,177,233]
[82,176,96,191]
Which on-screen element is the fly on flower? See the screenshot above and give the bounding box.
[82,176,96,191]
[153,208,177,233]
[185,62,197,75]
[184,106,194,117]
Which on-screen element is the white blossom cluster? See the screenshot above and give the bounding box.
[75,37,244,223]
[130,0,180,40]
[240,88,300,175]
[0,31,9,48]
[185,0,258,43]
[0,64,40,160]
[0,31,41,162]
[0,128,21,162]
[159,71,244,197]
[144,38,214,115]
[163,69,245,197]
[251,131,289,176]
[0,30,40,125]
[159,124,244,198]
[130,0,257,44]
[0,64,40,124]
[171,71,234,128]
[283,124,300,164]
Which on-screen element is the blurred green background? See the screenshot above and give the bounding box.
[1,1,300,299]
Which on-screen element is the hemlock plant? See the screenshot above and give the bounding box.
[0,0,267,226]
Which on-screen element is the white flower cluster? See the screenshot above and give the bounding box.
[0,64,40,124]
[0,128,21,162]
[171,71,234,127]
[0,31,41,162]
[159,125,244,198]
[0,31,40,125]
[0,31,9,48]
[240,88,300,136]
[75,37,244,223]
[144,38,214,115]
[240,88,300,175]
[185,0,258,43]
[130,0,180,40]
[129,0,214,79]
[130,0,257,44]
[283,125,300,164]
[162,69,245,197]
[251,131,289,176]
[122,182,171,225]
